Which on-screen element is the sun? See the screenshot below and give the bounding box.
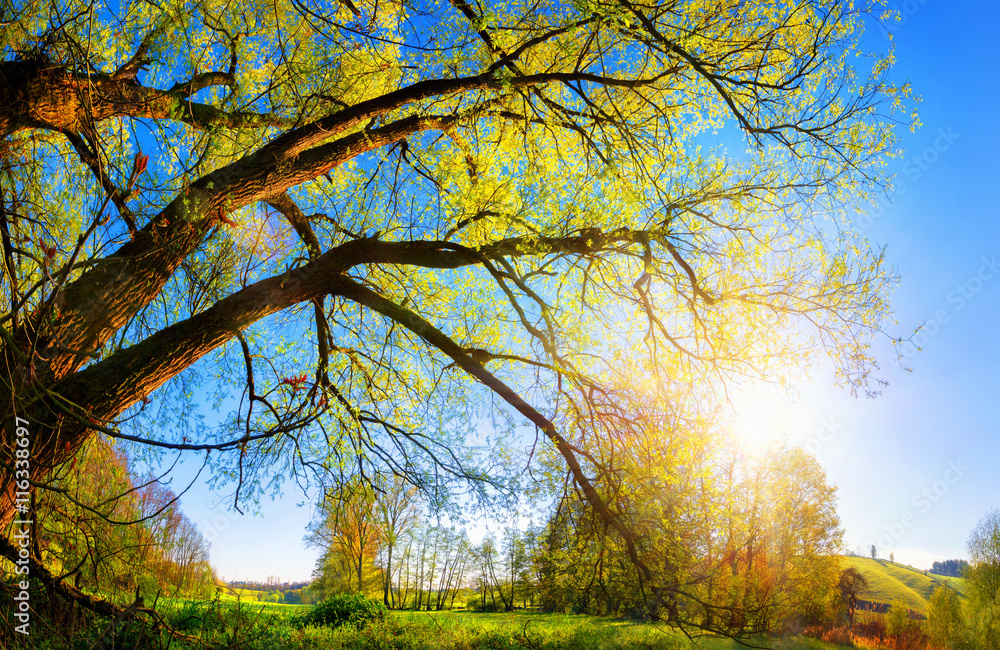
[728,382,806,451]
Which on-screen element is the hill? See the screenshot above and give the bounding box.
[840,556,966,615]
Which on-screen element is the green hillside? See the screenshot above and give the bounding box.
[840,556,966,614]
[217,586,267,602]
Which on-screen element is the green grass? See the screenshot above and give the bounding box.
[216,586,267,601]
[389,610,842,649]
[144,603,845,649]
[840,556,966,614]
[161,594,310,614]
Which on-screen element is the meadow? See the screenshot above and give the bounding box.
[839,557,966,615]
[144,597,842,650]
[135,556,960,650]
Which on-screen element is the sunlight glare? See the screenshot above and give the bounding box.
[729,383,807,452]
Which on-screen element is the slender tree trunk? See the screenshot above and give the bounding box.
[384,543,393,607]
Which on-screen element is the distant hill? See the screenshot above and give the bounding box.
[840,556,966,615]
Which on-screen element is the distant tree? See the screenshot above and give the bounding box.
[431,526,471,611]
[307,479,383,597]
[757,448,844,629]
[886,598,919,641]
[931,559,970,578]
[837,567,868,627]
[500,525,533,611]
[374,475,419,608]
[889,552,894,563]
[871,545,877,560]
[531,442,842,632]
[481,534,513,612]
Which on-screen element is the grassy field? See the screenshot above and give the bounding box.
[840,556,966,614]
[149,557,967,649]
[156,560,971,650]
[390,610,841,649]
[215,586,268,602]
[148,599,844,649]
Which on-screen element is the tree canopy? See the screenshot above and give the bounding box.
[1,0,909,632]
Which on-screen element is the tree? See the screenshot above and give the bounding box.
[927,584,961,648]
[374,475,419,608]
[837,567,868,627]
[967,509,1000,604]
[2,0,909,633]
[958,509,1000,648]
[967,509,1000,602]
[307,480,384,598]
[757,448,844,630]
[931,559,970,578]
[533,438,844,633]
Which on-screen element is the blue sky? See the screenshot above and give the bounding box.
[167,0,1000,582]
[801,0,1000,568]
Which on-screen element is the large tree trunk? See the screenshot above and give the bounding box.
[0,56,507,522]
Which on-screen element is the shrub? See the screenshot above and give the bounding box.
[927,585,962,647]
[465,599,502,613]
[298,592,387,629]
[886,601,918,639]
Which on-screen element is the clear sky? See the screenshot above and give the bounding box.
[166,0,1000,583]
[776,0,1000,569]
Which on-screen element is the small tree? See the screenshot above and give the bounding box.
[886,599,919,643]
[961,509,1000,648]
[927,585,962,648]
[968,509,1000,604]
[837,567,868,627]
[871,545,877,560]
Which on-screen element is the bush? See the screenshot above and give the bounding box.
[465,599,502,613]
[298,592,387,629]
[928,585,962,647]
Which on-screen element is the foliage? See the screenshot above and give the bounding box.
[927,585,962,648]
[0,436,214,604]
[299,592,388,629]
[954,597,1000,650]
[837,567,869,626]
[2,0,911,638]
[966,509,1000,604]
[532,441,844,634]
[946,509,1000,649]
[885,599,919,639]
[307,480,386,598]
[932,560,971,579]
